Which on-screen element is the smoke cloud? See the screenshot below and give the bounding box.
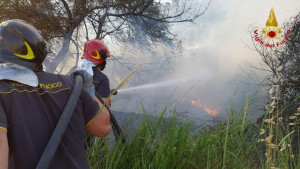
[42,0,299,125]
[105,0,300,124]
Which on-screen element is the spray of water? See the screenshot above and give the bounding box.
[118,74,213,93]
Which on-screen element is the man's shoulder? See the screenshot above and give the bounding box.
[0,71,75,94]
[93,70,108,80]
[39,72,77,91]
[35,71,74,83]
[35,71,70,78]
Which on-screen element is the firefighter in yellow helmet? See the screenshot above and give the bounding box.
[0,19,110,169]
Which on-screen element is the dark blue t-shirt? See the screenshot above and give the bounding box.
[0,71,100,169]
[93,69,110,98]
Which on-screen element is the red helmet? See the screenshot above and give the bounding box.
[82,39,110,65]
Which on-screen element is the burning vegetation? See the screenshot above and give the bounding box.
[180,98,220,116]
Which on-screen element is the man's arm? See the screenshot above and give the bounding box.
[101,98,110,107]
[72,70,111,137]
[85,96,111,137]
[0,129,8,169]
[94,73,111,107]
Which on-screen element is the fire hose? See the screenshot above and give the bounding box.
[95,92,126,144]
[36,75,125,169]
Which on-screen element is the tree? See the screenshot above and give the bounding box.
[281,12,300,105]
[0,0,210,73]
[247,11,300,117]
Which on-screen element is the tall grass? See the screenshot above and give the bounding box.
[258,85,300,169]
[86,97,299,169]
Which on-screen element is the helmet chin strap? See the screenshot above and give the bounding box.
[0,62,39,87]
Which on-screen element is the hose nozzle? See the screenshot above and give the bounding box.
[110,89,117,95]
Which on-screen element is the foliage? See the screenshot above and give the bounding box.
[248,11,300,118]
[0,0,210,73]
[258,85,300,169]
[280,12,300,110]
[84,89,300,169]
[87,113,259,168]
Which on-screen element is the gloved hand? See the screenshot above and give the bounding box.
[110,89,118,95]
[72,70,95,96]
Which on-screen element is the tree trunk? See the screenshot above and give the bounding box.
[45,31,73,73]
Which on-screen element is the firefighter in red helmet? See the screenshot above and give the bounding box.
[81,39,111,106]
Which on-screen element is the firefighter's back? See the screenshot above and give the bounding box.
[0,71,99,169]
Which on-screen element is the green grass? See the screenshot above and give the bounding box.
[86,100,299,169]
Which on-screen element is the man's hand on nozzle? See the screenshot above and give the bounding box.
[72,70,95,96]
[110,89,117,95]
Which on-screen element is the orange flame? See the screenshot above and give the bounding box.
[181,98,220,116]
